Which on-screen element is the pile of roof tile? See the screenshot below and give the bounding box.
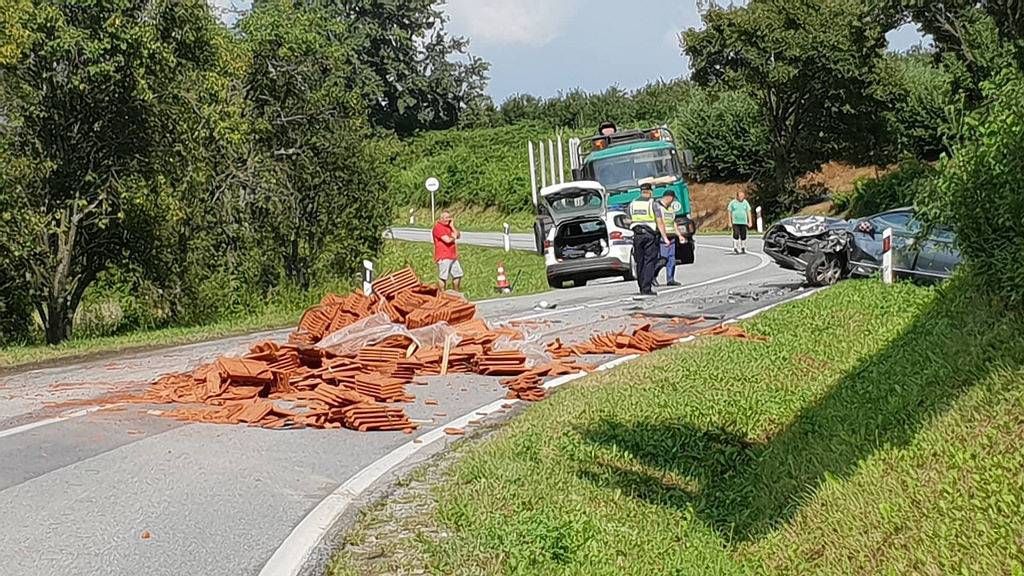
[547,324,682,357]
[693,324,770,342]
[500,359,596,402]
[135,267,546,432]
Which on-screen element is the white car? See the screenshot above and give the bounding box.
[536,181,634,288]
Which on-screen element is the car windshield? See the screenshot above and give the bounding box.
[588,149,680,191]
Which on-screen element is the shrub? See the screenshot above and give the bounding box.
[925,72,1024,307]
[834,159,937,217]
[672,87,771,181]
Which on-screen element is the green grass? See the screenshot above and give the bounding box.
[0,241,547,370]
[331,279,1024,575]
[379,240,546,301]
[395,204,535,233]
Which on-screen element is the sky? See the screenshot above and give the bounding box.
[211,0,929,103]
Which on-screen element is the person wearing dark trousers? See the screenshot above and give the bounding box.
[629,182,671,296]
[728,190,753,254]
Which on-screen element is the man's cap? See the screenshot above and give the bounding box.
[640,182,653,191]
[598,121,617,133]
[662,190,676,198]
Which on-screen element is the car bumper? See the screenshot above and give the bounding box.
[547,257,629,280]
[763,246,808,271]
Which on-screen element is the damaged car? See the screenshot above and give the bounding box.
[764,207,960,286]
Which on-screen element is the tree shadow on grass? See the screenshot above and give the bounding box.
[578,285,1020,542]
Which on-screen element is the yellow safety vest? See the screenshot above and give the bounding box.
[629,199,657,230]
[630,199,676,235]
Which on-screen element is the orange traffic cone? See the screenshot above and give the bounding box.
[496,262,512,294]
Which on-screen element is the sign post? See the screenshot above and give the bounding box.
[425,177,440,223]
[882,228,894,284]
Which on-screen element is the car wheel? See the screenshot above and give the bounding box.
[623,258,636,281]
[547,277,563,289]
[573,278,588,287]
[805,251,843,286]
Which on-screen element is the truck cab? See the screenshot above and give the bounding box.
[575,127,692,216]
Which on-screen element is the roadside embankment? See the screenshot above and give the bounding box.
[329,279,1024,575]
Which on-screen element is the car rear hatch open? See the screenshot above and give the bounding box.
[539,182,610,261]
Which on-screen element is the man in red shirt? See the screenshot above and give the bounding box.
[432,211,463,292]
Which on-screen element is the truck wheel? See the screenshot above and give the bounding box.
[805,251,843,286]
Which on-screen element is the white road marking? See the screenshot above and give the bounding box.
[506,243,772,322]
[258,285,820,576]
[0,404,121,440]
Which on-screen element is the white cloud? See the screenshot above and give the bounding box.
[445,0,582,47]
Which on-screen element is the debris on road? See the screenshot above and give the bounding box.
[89,265,765,434]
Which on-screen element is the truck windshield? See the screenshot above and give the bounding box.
[586,149,681,191]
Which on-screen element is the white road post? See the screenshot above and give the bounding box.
[362,260,375,297]
[756,206,764,233]
[528,141,538,207]
[548,139,556,184]
[503,223,511,252]
[882,227,894,284]
[539,141,548,189]
[557,138,565,183]
[408,208,415,226]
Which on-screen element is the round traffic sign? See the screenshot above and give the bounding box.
[425,177,440,193]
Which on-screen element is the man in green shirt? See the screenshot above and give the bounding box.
[727,190,753,254]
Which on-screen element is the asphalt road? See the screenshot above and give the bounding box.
[0,230,800,576]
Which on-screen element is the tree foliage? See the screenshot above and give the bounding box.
[923,72,1024,306]
[241,0,389,290]
[683,0,892,213]
[0,0,222,343]
[309,0,489,135]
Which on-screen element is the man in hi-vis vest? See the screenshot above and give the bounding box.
[655,190,681,287]
[629,182,671,296]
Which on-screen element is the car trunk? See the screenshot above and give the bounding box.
[554,217,609,261]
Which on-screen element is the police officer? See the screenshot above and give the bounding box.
[629,182,671,296]
[656,190,682,287]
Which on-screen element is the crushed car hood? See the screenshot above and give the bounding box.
[777,215,851,237]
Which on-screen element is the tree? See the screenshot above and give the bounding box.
[0,0,226,344]
[309,0,490,135]
[683,0,892,213]
[241,0,389,290]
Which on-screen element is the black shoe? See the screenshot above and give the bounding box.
[640,290,657,297]
[652,279,660,287]
[666,280,681,287]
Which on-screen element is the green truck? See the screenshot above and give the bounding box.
[529,126,697,264]
[570,126,693,215]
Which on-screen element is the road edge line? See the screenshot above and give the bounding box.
[258,284,825,576]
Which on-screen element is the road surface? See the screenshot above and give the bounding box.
[0,230,800,576]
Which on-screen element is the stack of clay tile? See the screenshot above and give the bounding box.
[500,359,595,402]
[135,266,556,432]
[693,324,770,342]
[548,324,682,357]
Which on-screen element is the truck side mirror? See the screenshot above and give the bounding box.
[682,149,695,168]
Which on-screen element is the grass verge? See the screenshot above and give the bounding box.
[0,241,547,370]
[330,279,1024,575]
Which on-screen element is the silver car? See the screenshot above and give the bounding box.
[764,208,960,286]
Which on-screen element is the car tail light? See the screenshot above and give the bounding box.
[610,231,623,240]
[543,240,552,250]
